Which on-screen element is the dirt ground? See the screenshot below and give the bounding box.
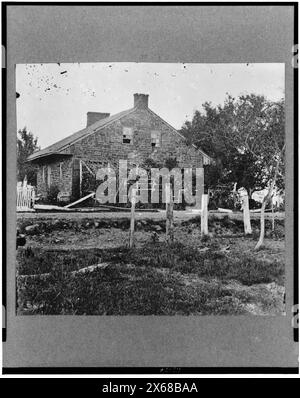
[16,214,285,316]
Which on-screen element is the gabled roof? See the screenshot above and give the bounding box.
[147,108,212,165]
[27,108,135,161]
[27,106,212,164]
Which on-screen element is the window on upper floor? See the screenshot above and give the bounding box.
[123,127,133,144]
[151,131,161,149]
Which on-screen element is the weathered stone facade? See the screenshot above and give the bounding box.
[69,109,203,167]
[30,94,210,203]
[36,157,73,199]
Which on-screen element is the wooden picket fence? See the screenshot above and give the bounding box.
[16,182,35,212]
[128,185,209,248]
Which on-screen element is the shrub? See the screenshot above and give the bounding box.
[45,185,60,204]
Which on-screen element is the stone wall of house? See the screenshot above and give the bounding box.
[36,158,73,200]
[68,108,204,205]
[35,108,204,204]
[69,108,203,169]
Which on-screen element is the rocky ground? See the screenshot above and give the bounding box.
[16,214,285,315]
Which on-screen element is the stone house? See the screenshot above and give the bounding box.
[27,93,211,204]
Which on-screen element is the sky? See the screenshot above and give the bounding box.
[16,63,285,149]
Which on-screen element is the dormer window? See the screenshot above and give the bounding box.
[151,131,161,148]
[123,127,133,144]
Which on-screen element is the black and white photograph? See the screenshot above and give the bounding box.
[3,3,297,373]
[15,62,286,316]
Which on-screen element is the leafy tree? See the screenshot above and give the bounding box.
[17,127,40,185]
[230,97,285,249]
[180,95,280,195]
[180,94,285,249]
[141,158,162,171]
[164,157,179,171]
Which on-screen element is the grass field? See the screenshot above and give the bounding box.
[16,214,285,315]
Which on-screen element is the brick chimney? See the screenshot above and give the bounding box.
[134,93,149,109]
[87,112,110,127]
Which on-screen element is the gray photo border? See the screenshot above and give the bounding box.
[3,4,298,370]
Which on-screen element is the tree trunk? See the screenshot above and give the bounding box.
[271,199,275,231]
[255,159,280,250]
[255,197,267,250]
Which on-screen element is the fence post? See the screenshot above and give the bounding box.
[166,183,174,243]
[242,194,252,235]
[31,188,36,208]
[201,194,208,236]
[129,188,136,248]
[271,199,275,231]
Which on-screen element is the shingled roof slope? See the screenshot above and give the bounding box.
[27,108,135,161]
[27,106,212,164]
